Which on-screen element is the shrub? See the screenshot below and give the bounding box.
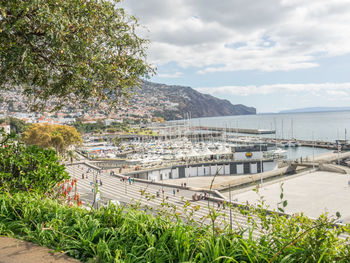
[0,192,349,263]
[0,133,68,194]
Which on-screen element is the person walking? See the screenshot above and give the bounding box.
[100,179,102,186]
[129,177,132,185]
[132,178,135,184]
[173,189,176,196]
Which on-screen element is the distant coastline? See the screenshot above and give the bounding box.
[278,107,350,114]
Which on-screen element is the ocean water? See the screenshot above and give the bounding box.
[181,111,350,160]
[189,111,350,142]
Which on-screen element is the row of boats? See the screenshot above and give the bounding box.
[279,140,300,147]
[82,136,292,165]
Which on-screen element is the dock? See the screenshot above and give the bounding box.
[194,126,276,135]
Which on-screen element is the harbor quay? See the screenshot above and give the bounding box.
[73,121,350,233]
[65,162,264,238]
[103,159,277,182]
[229,170,350,223]
[65,149,350,234]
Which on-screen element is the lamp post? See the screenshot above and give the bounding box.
[312,132,315,169]
[229,184,232,232]
[92,170,99,209]
[260,143,263,188]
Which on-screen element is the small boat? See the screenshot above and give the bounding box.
[288,140,299,147]
[280,141,289,147]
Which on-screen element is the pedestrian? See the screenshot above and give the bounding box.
[217,201,220,208]
[82,173,84,179]
[132,178,135,184]
[177,189,179,195]
[223,202,226,209]
[173,189,176,196]
[129,177,131,185]
[100,179,102,186]
[184,182,187,187]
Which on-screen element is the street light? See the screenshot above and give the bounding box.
[312,132,315,169]
[229,184,232,232]
[92,170,99,209]
[260,143,263,188]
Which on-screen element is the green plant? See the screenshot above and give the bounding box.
[0,132,68,194]
[0,191,349,263]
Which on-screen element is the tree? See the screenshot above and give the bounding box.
[8,117,28,134]
[22,123,82,154]
[0,117,28,134]
[0,0,153,110]
[0,132,69,194]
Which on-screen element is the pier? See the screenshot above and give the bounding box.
[194,126,276,135]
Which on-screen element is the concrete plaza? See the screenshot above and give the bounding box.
[227,171,350,223]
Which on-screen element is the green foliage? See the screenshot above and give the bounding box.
[8,117,29,134]
[8,117,29,133]
[0,0,153,110]
[73,119,130,134]
[0,117,29,134]
[0,133,68,194]
[0,190,349,263]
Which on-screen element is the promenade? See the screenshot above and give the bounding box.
[65,163,262,237]
[65,161,349,240]
[229,170,350,223]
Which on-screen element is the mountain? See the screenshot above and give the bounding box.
[132,81,256,120]
[279,107,350,114]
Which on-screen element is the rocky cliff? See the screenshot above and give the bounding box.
[132,81,256,120]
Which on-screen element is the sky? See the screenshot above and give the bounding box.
[122,0,350,113]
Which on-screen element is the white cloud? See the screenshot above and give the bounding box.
[122,0,350,73]
[195,82,350,100]
[157,72,183,78]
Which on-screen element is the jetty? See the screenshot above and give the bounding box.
[194,126,276,135]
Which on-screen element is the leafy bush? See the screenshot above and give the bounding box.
[0,133,68,194]
[0,192,349,263]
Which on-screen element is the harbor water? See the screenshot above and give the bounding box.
[185,111,350,160]
[189,111,350,142]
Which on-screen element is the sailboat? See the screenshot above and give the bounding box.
[289,118,299,147]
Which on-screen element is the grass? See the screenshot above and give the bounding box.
[0,191,349,262]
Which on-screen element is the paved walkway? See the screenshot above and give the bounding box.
[0,237,80,263]
[230,171,350,223]
[65,163,262,238]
